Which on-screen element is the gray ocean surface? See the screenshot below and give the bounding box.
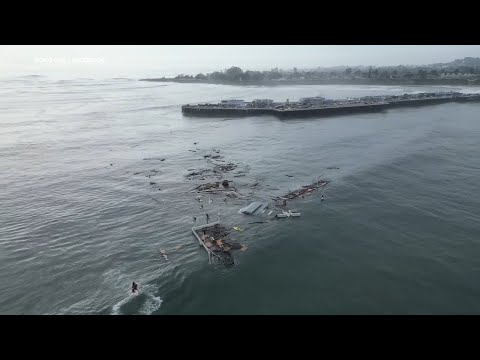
[1,76,480,314]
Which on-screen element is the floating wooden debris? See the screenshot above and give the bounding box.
[191,180,236,193]
[213,162,237,172]
[272,180,330,202]
[185,168,213,180]
[192,222,243,267]
[238,202,262,215]
[226,191,243,198]
[238,201,269,215]
[276,210,301,218]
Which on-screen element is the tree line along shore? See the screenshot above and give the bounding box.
[140,57,480,86]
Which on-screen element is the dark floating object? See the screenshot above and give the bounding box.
[150,182,156,185]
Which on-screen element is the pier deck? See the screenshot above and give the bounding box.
[182,93,480,119]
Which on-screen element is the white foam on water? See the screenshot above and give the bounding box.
[139,294,163,315]
[111,283,163,315]
[111,295,132,315]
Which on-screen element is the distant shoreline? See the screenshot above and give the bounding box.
[140,78,480,87]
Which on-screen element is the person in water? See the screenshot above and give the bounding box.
[132,282,138,293]
[206,213,210,223]
[321,194,324,201]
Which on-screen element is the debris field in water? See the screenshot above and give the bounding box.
[128,144,331,267]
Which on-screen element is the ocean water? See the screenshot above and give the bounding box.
[1,76,480,314]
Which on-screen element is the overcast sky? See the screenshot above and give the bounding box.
[1,45,480,79]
